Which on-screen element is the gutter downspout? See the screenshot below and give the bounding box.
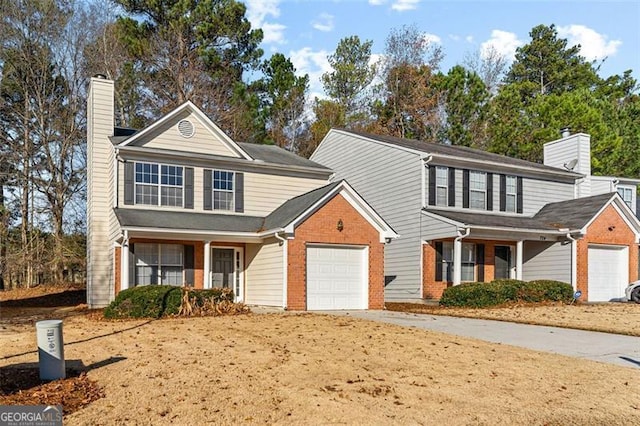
[453,228,470,285]
[114,148,120,208]
[274,232,288,310]
[566,233,578,291]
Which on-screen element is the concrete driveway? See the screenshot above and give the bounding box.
[327,310,640,369]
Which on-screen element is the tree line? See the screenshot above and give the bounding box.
[1,0,638,288]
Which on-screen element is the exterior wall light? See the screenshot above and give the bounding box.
[337,219,344,232]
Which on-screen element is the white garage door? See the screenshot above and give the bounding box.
[307,245,368,310]
[588,245,628,302]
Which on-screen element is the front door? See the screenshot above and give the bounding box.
[494,246,513,280]
[210,247,243,302]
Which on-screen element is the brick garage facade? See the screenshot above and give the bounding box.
[287,193,385,310]
[422,239,516,299]
[576,204,638,300]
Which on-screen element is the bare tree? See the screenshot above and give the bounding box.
[463,45,508,95]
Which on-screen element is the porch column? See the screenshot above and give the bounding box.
[121,240,130,291]
[516,240,524,280]
[203,241,211,289]
[453,238,462,285]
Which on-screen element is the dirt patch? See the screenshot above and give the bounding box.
[0,367,104,414]
[387,302,640,336]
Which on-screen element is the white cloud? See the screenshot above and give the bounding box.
[289,47,331,99]
[480,30,523,61]
[392,0,420,12]
[449,34,461,42]
[557,24,622,61]
[245,0,286,45]
[312,13,334,32]
[465,35,474,44]
[368,0,386,5]
[423,32,441,45]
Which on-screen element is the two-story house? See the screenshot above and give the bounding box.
[86,76,397,310]
[311,129,640,302]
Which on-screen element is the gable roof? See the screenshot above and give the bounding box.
[329,128,581,179]
[116,101,253,160]
[238,142,330,170]
[424,192,640,235]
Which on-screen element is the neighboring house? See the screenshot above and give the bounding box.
[311,129,640,302]
[86,76,397,310]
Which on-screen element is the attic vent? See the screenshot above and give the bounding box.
[177,119,195,138]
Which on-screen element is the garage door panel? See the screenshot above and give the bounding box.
[307,246,367,310]
[588,245,628,302]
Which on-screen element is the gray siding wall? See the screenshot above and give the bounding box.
[245,238,284,307]
[87,78,116,307]
[522,178,575,215]
[522,241,571,283]
[312,132,424,300]
[420,214,458,240]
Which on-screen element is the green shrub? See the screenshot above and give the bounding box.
[439,282,505,308]
[439,279,573,308]
[104,285,233,319]
[526,280,574,302]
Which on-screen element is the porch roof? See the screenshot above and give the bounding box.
[424,193,619,233]
[114,208,265,233]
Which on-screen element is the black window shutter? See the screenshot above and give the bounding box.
[235,172,244,213]
[486,173,493,211]
[428,166,436,206]
[184,167,194,209]
[435,242,443,281]
[476,244,485,282]
[462,169,470,208]
[448,167,456,207]
[124,162,135,205]
[184,245,194,286]
[203,169,212,210]
[516,176,523,214]
[499,175,507,212]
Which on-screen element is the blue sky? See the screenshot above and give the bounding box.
[243,0,640,98]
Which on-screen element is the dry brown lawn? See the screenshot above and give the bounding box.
[0,309,639,425]
[387,302,640,336]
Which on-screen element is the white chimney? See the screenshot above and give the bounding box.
[543,132,592,199]
[87,75,116,307]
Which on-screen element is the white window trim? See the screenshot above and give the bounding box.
[469,171,487,210]
[435,166,448,207]
[212,169,236,211]
[134,161,184,207]
[442,241,476,282]
[618,187,633,209]
[505,175,517,213]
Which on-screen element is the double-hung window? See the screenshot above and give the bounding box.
[134,243,184,286]
[505,175,517,212]
[469,171,487,210]
[438,242,476,282]
[135,162,183,207]
[618,187,633,209]
[213,170,235,211]
[435,166,448,206]
[460,243,476,281]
